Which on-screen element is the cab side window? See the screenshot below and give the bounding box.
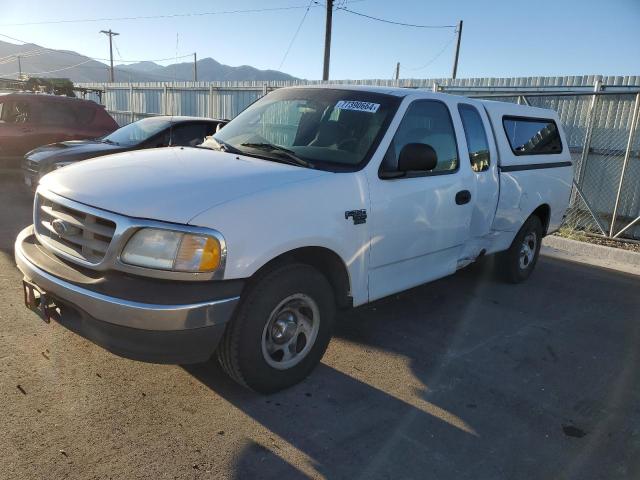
[458,104,490,172]
[382,100,458,175]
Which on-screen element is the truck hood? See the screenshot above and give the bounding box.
[39,147,328,224]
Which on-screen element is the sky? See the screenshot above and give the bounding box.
[0,0,638,80]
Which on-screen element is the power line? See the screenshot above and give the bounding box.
[113,38,123,61]
[0,48,47,63]
[4,58,94,77]
[278,0,315,70]
[406,32,457,71]
[0,32,194,63]
[335,6,456,29]
[0,4,324,27]
[27,58,94,75]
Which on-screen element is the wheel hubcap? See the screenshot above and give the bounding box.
[519,232,537,270]
[271,313,297,344]
[261,293,320,370]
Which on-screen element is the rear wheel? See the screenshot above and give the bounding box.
[217,263,335,393]
[496,215,543,283]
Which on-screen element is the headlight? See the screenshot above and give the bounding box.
[121,228,222,272]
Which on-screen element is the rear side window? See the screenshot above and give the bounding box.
[40,102,77,126]
[458,104,490,172]
[502,116,562,155]
[74,104,97,124]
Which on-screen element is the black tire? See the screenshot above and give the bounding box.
[496,215,543,283]
[217,263,336,393]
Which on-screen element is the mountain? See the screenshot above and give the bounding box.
[0,40,297,83]
[116,57,297,82]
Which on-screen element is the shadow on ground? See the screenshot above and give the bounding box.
[0,173,33,255]
[186,256,640,479]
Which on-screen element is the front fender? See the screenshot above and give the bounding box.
[188,172,372,306]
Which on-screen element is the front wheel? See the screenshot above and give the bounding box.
[217,263,335,393]
[496,215,543,283]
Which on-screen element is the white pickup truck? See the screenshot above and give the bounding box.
[15,86,572,392]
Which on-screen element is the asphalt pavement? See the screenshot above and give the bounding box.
[1,173,639,479]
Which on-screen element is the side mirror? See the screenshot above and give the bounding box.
[397,143,438,172]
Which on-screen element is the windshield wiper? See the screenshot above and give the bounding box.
[102,138,119,145]
[240,143,314,169]
[201,136,244,154]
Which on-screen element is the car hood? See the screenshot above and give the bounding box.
[39,147,328,225]
[26,140,126,164]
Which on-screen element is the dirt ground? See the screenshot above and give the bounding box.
[557,228,640,253]
[1,174,639,479]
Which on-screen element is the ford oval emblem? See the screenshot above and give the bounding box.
[51,219,69,237]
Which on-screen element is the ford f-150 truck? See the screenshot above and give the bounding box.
[15,86,573,392]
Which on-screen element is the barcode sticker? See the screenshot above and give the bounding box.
[335,100,380,113]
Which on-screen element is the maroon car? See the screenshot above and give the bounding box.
[0,93,118,168]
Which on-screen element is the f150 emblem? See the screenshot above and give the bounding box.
[345,209,367,225]
[51,219,70,237]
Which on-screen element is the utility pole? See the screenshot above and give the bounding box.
[322,0,333,81]
[451,20,463,79]
[100,29,120,82]
[193,52,198,81]
[395,62,400,81]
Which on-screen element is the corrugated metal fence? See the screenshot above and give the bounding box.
[76,75,640,240]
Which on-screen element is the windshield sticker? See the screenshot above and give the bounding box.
[336,100,380,113]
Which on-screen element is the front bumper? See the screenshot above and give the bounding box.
[15,226,241,363]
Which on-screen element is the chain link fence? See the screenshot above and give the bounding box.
[466,90,640,241]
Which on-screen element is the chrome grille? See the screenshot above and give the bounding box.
[36,194,116,264]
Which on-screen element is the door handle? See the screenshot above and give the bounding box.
[455,190,471,205]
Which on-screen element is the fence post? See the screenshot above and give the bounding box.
[129,84,134,123]
[209,84,214,118]
[609,92,640,237]
[163,85,168,115]
[576,80,602,188]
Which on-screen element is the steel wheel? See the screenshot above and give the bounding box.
[519,231,537,270]
[261,293,320,370]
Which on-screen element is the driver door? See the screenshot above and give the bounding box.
[367,99,474,301]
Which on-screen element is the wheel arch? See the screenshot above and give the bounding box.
[530,203,551,235]
[248,246,353,310]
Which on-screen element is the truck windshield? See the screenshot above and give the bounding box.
[212,88,401,171]
[102,117,171,146]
